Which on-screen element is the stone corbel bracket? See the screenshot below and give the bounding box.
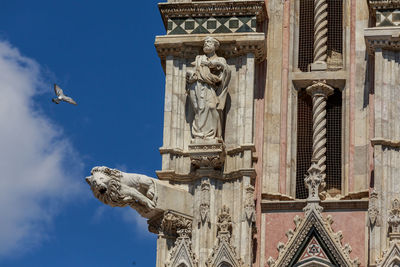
[158,0,267,28]
[365,27,400,55]
[155,33,267,64]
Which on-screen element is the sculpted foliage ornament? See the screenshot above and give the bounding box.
[86,166,157,217]
[303,161,324,216]
[164,212,198,267]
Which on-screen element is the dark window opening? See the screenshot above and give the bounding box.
[296,89,342,199]
[296,90,313,199]
[298,0,343,72]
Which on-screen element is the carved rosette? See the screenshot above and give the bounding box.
[199,179,211,224]
[306,81,334,188]
[313,0,328,66]
[368,190,381,227]
[389,199,400,241]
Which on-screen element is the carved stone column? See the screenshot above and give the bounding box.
[311,0,328,71]
[306,81,334,189]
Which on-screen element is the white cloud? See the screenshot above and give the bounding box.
[0,40,83,258]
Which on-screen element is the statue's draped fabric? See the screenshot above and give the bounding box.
[188,54,231,140]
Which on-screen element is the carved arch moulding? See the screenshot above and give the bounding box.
[266,210,360,267]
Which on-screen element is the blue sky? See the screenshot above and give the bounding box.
[0,1,165,266]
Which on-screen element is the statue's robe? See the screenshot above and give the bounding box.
[188,54,231,140]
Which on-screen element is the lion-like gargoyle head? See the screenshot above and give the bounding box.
[86,166,125,207]
[86,166,157,217]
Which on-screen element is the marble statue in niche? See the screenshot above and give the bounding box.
[186,36,231,141]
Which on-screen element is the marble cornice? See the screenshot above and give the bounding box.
[368,0,400,10]
[154,32,266,62]
[156,168,256,182]
[158,0,267,28]
[365,27,400,54]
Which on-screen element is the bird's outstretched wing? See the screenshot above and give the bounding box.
[54,84,64,96]
[62,96,77,105]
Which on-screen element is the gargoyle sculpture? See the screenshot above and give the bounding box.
[86,166,157,216]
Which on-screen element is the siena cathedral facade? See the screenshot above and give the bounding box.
[85,0,400,266]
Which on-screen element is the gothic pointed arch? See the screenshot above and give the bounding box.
[377,243,400,267]
[207,206,244,267]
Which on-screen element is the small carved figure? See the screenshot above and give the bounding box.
[186,36,231,141]
[86,166,156,215]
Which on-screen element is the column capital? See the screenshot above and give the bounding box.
[306,80,334,98]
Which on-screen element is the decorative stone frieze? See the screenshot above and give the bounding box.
[167,16,257,35]
[369,0,400,10]
[365,27,400,54]
[154,33,267,63]
[158,0,267,27]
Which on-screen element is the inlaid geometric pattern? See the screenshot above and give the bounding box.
[298,236,330,262]
[167,16,256,35]
[376,9,400,26]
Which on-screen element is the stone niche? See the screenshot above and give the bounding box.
[155,33,266,182]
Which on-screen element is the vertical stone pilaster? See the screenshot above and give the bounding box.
[306,81,334,190]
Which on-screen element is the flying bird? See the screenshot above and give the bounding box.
[52,84,77,105]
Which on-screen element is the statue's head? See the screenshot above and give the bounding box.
[203,36,220,54]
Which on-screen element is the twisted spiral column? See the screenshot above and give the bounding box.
[306,81,333,184]
[313,0,328,65]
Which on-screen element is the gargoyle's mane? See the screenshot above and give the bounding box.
[91,166,123,178]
